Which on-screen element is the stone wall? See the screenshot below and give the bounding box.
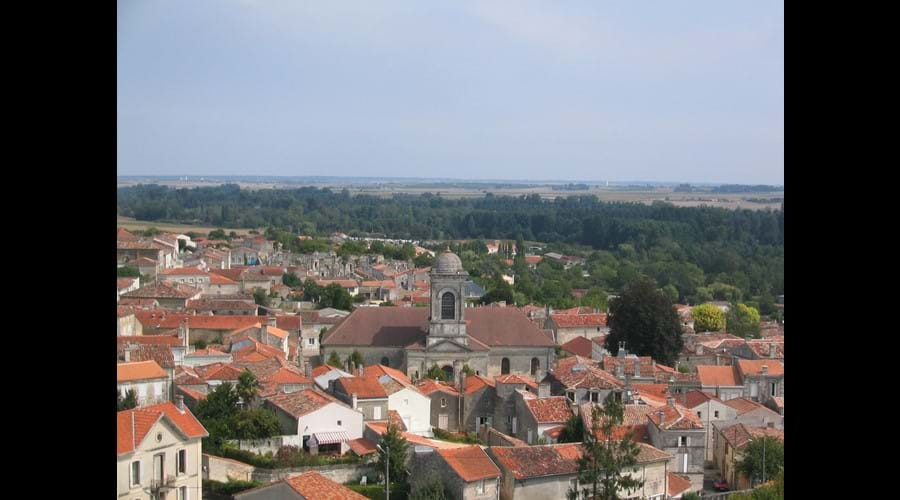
[203,453,376,485]
[204,454,256,482]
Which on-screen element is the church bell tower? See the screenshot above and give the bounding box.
[427,250,468,346]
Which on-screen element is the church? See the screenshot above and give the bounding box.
[321,251,556,384]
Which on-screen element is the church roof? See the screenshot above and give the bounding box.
[433,251,465,274]
[322,307,554,348]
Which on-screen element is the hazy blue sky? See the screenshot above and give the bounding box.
[117,0,783,184]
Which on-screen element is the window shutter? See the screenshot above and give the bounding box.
[139,460,145,487]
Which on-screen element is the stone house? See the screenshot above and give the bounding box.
[493,374,539,437]
[263,388,363,455]
[675,390,738,464]
[488,442,672,500]
[463,374,497,433]
[733,338,784,363]
[116,399,207,500]
[515,393,573,444]
[186,298,258,316]
[117,307,144,336]
[724,398,784,430]
[332,375,390,422]
[559,336,593,358]
[646,398,706,491]
[714,422,784,490]
[225,317,290,358]
[678,333,747,370]
[363,364,432,436]
[158,267,210,289]
[118,277,140,300]
[735,359,784,403]
[204,271,241,296]
[117,240,172,270]
[546,312,609,345]
[546,355,624,405]
[411,445,501,500]
[118,360,171,407]
[765,396,784,416]
[416,378,463,432]
[696,365,746,401]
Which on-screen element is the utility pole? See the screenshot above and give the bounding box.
[377,444,390,500]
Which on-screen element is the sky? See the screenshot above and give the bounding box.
[117,0,784,184]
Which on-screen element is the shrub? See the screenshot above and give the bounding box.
[203,479,262,496]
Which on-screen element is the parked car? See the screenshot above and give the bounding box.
[713,479,730,492]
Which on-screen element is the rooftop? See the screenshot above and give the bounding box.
[117,360,167,382]
[117,402,208,455]
[438,446,501,482]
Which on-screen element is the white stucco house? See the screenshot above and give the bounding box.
[264,388,364,455]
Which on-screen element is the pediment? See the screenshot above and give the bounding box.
[425,339,473,353]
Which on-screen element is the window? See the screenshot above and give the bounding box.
[770,382,777,396]
[373,407,381,420]
[308,338,316,345]
[477,479,486,494]
[381,357,390,367]
[178,485,188,500]
[507,416,513,425]
[441,398,447,408]
[569,479,577,494]
[697,411,702,419]
[714,410,720,418]
[679,436,688,447]
[501,358,510,375]
[337,420,342,426]
[441,292,455,319]
[177,449,186,475]
[404,398,409,406]
[531,357,540,375]
[590,391,600,403]
[131,461,141,487]
[566,391,575,403]
[153,453,164,484]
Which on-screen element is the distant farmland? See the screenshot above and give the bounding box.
[116,216,261,236]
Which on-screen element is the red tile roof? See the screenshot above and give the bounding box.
[365,422,467,450]
[524,397,573,424]
[276,315,302,331]
[136,312,265,331]
[117,227,139,241]
[348,437,378,456]
[265,389,344,418]
[718,422,784,450]
[438,446,501,482]
[560,336,594,357]
[489,444,585,479]
[123,282,202,300]
[117,335,182,346]
[602,356,656,376]
[736,359,784,377]
[552,356,623,390]
[117,360,168,382]
[209,268,246,282]
[464,374,496,394]
[364,364,414,387]
[416,378,460,396]
[677,390,723,409]
[117,278,137,290]
[312,364,345,378]
[495,374,538,389]
[283,471,369,500]
[696,365,742,387]
[208,273,238,285]
[647,403,704,430]
[668,473,693,497]
[336,377,388,399]
[160,267,209,276]
[724,397,773,416]
[117,402,208,455]
[551,313,608,328]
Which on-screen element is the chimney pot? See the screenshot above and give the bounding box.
[761,365,768,375]
[175,394,185,412]
[267,315,277,327]
[358,365,364,377]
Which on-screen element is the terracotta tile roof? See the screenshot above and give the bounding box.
[195,363,245,382]
[187,348,228,356]
[552,356,623,390]
[208,273,238,285]
[696,365,742,387]
[210,268,246,282]
[464,374,496,394]
[560,336,593,357]
[723,397,779,417]
[416,378,460,396]
[283,471,369,500]
[631,384,669,406]
[118,240,167,250]
[363,364,414,387]
[366,422,467,450]
[134,257,159,265]
[118,298,159,308]
[117,278,137,290]
[543,425,565,439]
[116,335,181,346]
[136,312,265,331]
[718,422,785,450]
[489,444,584,479]
[336,376,388,399]
[117,360,167,382]
[176,385,207,401]
[263,325,290,339]
[524,397,573,424]
[668,473,692,497]
[230,336,287,361]
[579,403,653,442]
[387,410,407,431]
[525,255,543,264]
[770,397,784,409]
[122,282,202,300]
[602,356,656,376]
[186,299,258,311]
[647,403,704,430]
[123,344,175,369]
[438,446,501,482]
[160,267,209,276]
[117,227,139,241]
[348,437,378,456]
[677,390,723,409]
[495,374,538,389]
[276,315,302,331]
[117,402,208,455]
[317,279,360,288]
[322,307,554,348]
[736,359,784,377]
[312,364,344,378]
[551,313,608,328]
[265,389,345,418]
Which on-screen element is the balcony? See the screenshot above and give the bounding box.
[149,475,177,491]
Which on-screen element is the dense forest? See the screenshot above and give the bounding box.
[117,184,784,305]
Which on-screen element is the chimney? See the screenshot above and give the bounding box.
[328,379,336,394]
[633,359,640,378]
[618,342,626,358]
[304,362,312,379]
[175,394,185,413]
[761,365,769,375]
[123,345,136,363]
[459,370,467,393]
[351,392,358,410]
[538,380,550,399]
[615,360,624,379]
[358,365,364,377]
[178,319,190,348]
[695,343,703,355]
[657,410,665,427]
[769,344,777,359]
[267,315,277,327]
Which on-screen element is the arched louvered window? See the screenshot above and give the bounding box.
[441,292,455,320]
[501,358,510,375]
